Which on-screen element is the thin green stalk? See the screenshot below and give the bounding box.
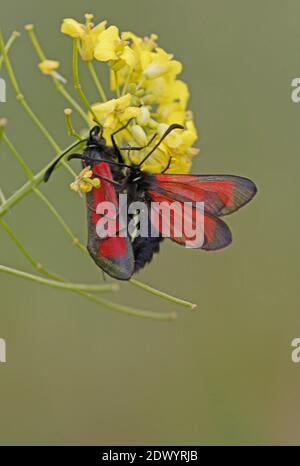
[0,117,7,141]
[1,126,86,252]
[72,38,100,123]
[122,70,132,96]
[0,188,6,205]
[114,70,120,97]
[0,218,64,280]
[87,61,107,102]
[0,265,118,293]
[25,25,88,123]
[33,188,87,252]
[0,30,75,177]
[64,108,81,140]
[2,133,34,179]
[0,142,78,218]
[0,30,19,70]
[130,278,197,310]
[0,220,174,320]
[80,291,176,321]
[0,220,176,320]
[56,83,89,123]
[24,24,45,60]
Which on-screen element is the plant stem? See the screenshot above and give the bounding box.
[114,70,120,97]
[0,220,175,320]
[87,61,107,102]
[0,142,78,218]
[64,108,81,140]
[130,278,197,310]
[0,30,75,177]
[0,30,19,70]
[2,133,34,179]
[33,188,87,253]
[0,188,6,204]
[25,25,89,123]
[79,291,176,321]
[0,264,118,293]
[72,39,99,123]
[122,70,132,96]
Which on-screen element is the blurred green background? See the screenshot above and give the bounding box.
[0,0,299,446]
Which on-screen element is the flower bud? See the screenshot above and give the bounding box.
[143,63,168,79]
[136,106,150,126]
[38,60,60,75]
[131,125,148,146]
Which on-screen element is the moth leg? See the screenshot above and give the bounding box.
[118,133,157,151]
[92,173,121,186]
[161,157,173,174]
[110,119,134,162]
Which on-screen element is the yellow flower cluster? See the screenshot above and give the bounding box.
[61,14,199,174]
[70,166,100,196]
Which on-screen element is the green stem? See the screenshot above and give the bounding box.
[25,24,88,124]
[64,109,81,140]
[122,70,132,96]
[72,39,99,124]
[0,219,175,320]
[80,292,176,321]
[0,264,118,293]
[0,30,75,177]
[1,218,43,270]
[130,278,197,310]
[0,142,78,218]
[87,61,107,102]
[33,188,87,253]
[0,30,19,70]
[114,70,120,97]
[2,133,34,179]
[0,188,6,204]
[55,82,89,123]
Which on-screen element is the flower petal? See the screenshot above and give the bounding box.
[61,18,84,38]
[38,59,60,75]
[94,25,120,61]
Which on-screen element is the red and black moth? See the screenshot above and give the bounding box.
[44,123,257,280]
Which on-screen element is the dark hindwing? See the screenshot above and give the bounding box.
[132,237,164,272]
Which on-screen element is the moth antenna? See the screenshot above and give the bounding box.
[44,139,87,182]
[138,124,184,167]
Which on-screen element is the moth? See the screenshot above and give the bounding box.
[45,123,257,280]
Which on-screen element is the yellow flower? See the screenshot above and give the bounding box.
[91,94,141,129]
[67,17,200,174]
[70,166,100,196]
[158,123,197,153]
[131,125,148,146]
[143,48,182,80]
[127,122,198,174]
[136,106,151,126]
[38,59,60,75]
[61,15,107,61]
[94,26,136,70]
